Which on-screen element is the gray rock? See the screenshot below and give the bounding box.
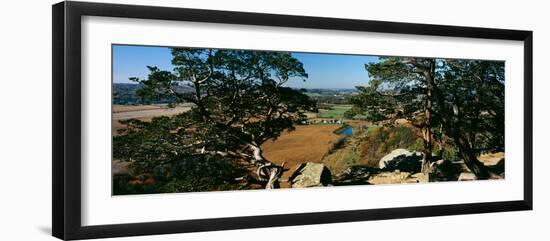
[289,162,332,188]
[379,149,423,173]
[458,172,477,181]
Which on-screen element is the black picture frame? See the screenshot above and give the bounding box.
[52,1,533,240]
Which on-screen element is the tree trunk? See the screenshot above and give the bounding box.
[420,92,433,173]
[454,135,500,179]
[420,60,435,173]
[248,143,265,165]
[247,143,285,189]
[449,100,501,179]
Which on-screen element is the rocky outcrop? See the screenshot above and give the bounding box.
[368,170,428,184]
[289,162,332,188]
[288,150,504,188]
[379,149,423,173]
[333,165,377,186]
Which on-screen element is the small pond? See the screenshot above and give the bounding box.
[335,126,353,137]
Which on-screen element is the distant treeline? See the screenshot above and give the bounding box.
[114,83,357,106]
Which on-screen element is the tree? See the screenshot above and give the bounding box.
[433,59,504,178]
[348,56,505,179]
[114,48,315,190]
[347,57,437,170]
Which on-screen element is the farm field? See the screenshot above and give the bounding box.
[261,124,343,187]
[112,104,164,113]
[317,104,352,119]
[112,104,191,133]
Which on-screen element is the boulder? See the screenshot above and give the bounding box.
[458,172,477,181]
[379,149,423,173]
[289,162,332,188]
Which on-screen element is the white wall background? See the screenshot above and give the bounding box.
[0,0,547,240]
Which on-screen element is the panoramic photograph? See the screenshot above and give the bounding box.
[111,44,505,195]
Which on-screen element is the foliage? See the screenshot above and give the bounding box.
[114,48,315,192]
[433,59,505,178]
[155,155,245,193]
[113,115,247,194]
[433,144,459,162]
[129,49,316,154]
[112,156,244,195]
[436,60,505,154]
[347,58,432,123]
[350,56,505,178]
[347,57,438,162]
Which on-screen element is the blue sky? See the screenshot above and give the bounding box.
[112,45,380,89]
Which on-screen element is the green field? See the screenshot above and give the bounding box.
[304,92,323,97]
[318,104,353,119]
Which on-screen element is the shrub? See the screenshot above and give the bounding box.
[359,125,424,167]
[157,155,246,193]
[112,155,246,195]
[112,116,247,195]
[433,143,459,162]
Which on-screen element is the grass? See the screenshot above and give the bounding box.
[322,139,362,175]
[321,122,365,174]
[318,104,353,119]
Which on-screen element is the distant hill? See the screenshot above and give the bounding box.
[113,83,357,105]
[301,88,357,105]
[113,83,193,105]
[303,88,357,95]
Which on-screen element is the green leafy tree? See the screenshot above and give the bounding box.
[114,48,315,190]
[433,59,504,178]
[349,56,504,179]
[347,57,437,167]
